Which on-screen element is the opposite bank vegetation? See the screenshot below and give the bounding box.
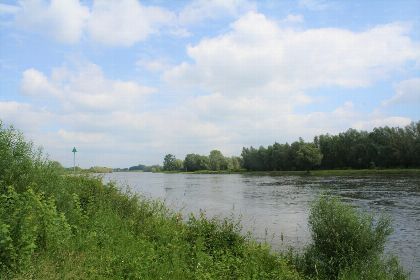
[156,121,420,173]
[0,122,409,279]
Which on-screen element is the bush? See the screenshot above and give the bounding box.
[301,196,407,280]
[0,187,71,273]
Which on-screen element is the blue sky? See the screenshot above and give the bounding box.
[1,0,419,168]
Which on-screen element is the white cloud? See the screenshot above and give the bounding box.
[0,101,52,132]
[10,0,174,46]
[21,63,155,111]
[4,9,418,167]
[173,95,412,150]
[21,68,59,96]
[165,12,420,94]
[353,117,412,131]
[136,58,171,72]
[8,0,255,46]
[15,0,89,43]
[383,78,420,105]
[58,129,106,144]
[87,0,174,46]
[2,93,412,168]
[178,0,255,25]
[159,12,418,155]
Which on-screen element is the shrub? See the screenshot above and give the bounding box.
[0,187,71,273]
[302,196,406,279]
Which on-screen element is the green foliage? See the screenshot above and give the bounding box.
[0,121,409,279]
[241,121,420,171]
[0,187,71,273]
[338,256,407,280]
[295,142,323,171]
[129,163,146,171]
[88,166,113,173]
[209,150,228,171]
[116,164,162,172]
[0,122,44,193]
[0,121,305,279]
[298,196,407,280]
[184,152,241,172]
[163,154,183,171]
[226,156,242,171]
[317,122,420,169]
[184,153,209,171]
[242,140,323,171]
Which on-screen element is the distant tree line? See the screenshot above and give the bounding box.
[113,164,162,172]
[315,122,420,169]
[163,150,242,171]
[241,139,322,171]
[242,122,420,171]
[163,121,420,172]
[128,164,162,172]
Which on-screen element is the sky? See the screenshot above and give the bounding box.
[0,0,420,168]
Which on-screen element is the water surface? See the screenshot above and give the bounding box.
[102,172,420,278]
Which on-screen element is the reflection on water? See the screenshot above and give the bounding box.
[102,172,420,278]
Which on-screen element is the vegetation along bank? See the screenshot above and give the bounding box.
[0,121,409,279]
[159,121,420,173]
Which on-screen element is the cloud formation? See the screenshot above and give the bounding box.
[178,0,255,25]
[1,3,418,167]
[21,63,155,112]
[87,0,174,46]
[165,12,420,93]
[15,0,89,43]
[9,0,256,46]
[383,78,420,105]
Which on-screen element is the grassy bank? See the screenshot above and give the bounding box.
[63,166,113,174]
[159,168,420,176]
[0,123,408,279]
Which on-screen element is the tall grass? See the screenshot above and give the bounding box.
[0,122,408,279]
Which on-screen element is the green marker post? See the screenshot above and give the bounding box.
[72,147,77,173]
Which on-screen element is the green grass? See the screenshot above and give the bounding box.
[0,122,409,279]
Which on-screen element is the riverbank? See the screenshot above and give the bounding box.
[0,124,409,279]
[158,168,420,176]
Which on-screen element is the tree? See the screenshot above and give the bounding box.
[184,154,209,171]
[184,154,197,171]
[296,143,323,171]
[163,154,179,171]
[241,147,265,171]
[226,156,242,171]
[209,150,227,171]
[175,159,184,170]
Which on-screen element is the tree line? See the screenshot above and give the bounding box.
[163,150,242,171]
[315,122,420,169]
[163,121,420,172]
[114,164,162,172]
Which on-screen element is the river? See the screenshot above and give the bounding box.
[101,172,420,278]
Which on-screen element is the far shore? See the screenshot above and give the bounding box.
[113,168,420,176]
